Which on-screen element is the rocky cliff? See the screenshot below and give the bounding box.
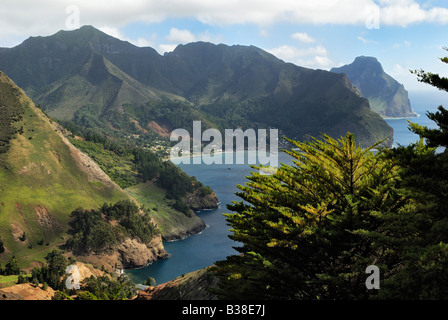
[331,56,417,118]
[136,267,219,300]
[71,234,169,272]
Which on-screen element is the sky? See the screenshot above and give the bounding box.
[1,0,448,103]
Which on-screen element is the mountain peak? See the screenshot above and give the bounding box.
[341,56,384,74]
[0,32,394,148]
[331,56,415,118]
[354,55,378,62]
[56,25,107,37]
[54,25,126,46]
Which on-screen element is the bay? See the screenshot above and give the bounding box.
[128,151,293,285]
[128,92,444,286]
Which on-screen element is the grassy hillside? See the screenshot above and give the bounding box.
[65,132,216,241]
[125,182,206,241]
[0,72,130,268]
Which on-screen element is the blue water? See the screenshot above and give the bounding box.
[128,151,293,285]
[128,92,444,286]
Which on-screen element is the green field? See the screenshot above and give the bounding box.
[0,275,19,288]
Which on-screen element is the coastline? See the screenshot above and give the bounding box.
[383,112,420,120]
[170,148,280,164]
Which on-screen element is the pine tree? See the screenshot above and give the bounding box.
[410,47,448,150]
[5,255,21,275]
[380,47,448,299]
[213,133,408,299]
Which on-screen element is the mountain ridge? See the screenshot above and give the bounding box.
[0,26,394,148]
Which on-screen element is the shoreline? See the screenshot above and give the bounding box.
[169,148,280,162]
[383,113,420,120]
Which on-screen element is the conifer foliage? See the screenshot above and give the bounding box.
[380,48,448,299]
[214,133,407,299]
[213,47,448,300]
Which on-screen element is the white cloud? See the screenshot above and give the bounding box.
[165,28,222,45]
[156,28,222,54]
[134,34,159,48]
[98,26,124,40]
[259,29,270,38]
[357,36,378,44]
[388,63,420,89]
[291,32,315,43]
[166,28,197,43]
[98,26,158,48]
[268,44,333,69]
[392,40,411,49]
[158,44,178,54]
[378,0,448,27]
[1,0,448,41]
[1,1,448,48]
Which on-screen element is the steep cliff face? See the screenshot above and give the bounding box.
[73,234,169,271]
[136,267,219,300]
[185,191,220,211]
[0,283,55,300]
[0,71,168,270]
[331,56,417,118]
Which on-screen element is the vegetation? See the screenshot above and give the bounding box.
[26,249,137,300]
[68,137,140,189]
[0,256,21,276]
[67,126,213,209]
[0,26,393,149]
[64,200,157,254]
[67,274,137,300]
[213,48,448,300]
[0,77,25,154]
[4,28,448,301]
[0,228,138,300]
[124,182,207,240]
[376,48,448,299]
[124,99,218,135]
[0,72,131,268]
[213,133,408,299]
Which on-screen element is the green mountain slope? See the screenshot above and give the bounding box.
[0,70,213,271]
[0,71,132,266]
[0,26,393,147]
[331,56,417,118]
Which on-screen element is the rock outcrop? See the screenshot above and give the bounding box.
[331,56,417,118]
[136,267,219,300]
[73,234,169,272]
[185,191,220,211]
[0,283,55,300]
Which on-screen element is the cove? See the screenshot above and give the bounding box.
[128,99,441,286]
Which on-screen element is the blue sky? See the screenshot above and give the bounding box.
[1,0,448,102]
